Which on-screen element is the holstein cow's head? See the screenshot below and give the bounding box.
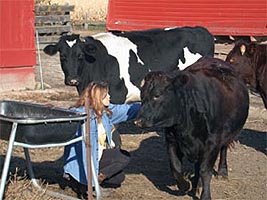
[44,34,90,93]
[44,34,128,103]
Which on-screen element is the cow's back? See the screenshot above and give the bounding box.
[180,26,214,56]
[185,57,249,138]
[116,26,214,71]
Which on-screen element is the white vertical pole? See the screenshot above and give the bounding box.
[35,30,44,90]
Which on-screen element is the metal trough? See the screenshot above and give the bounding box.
[0,100,100,200]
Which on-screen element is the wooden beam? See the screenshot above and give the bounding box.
[35,25,71,34]
[35,15,71,24]
[37,35,61,44]
[35,5,74,15]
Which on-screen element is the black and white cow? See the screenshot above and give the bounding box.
[44,26,214,103]
[135,57,249,200]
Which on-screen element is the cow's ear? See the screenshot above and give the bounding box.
[84,36,95,44]
[84,43,97,54]
[83,38,97,63]
[43,44,58,56]
[172,72,189,88]
[248,43,257,55]
[83,44,96,63]
[84,53,96,63]
[83,37,96,53]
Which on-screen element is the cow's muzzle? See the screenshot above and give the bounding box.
[134,118,150,128]
[65,77,81,86]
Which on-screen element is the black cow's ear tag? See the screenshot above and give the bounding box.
[79,36,86,42]
[240,44,246,56]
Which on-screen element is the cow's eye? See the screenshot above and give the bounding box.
[153,95,160,100]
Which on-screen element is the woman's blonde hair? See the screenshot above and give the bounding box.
[74,81,112,121]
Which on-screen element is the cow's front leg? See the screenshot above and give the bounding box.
[168,143,191,193]
[190,162,201,197]
[165,129,191,193]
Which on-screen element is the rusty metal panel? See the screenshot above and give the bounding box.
[0,0,36,67]
[107,0,267,36]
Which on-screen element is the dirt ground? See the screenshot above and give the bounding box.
[0,31,266,200]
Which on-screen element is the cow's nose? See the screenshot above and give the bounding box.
[70,79,78,85]
[66,76,80,86]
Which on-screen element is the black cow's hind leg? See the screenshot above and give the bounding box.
[199,147,220,200]
[199,169,212,200]
[217,145,228,178]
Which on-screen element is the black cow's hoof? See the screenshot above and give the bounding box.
[177,179,192,193]
[218,168,228,177]
[214,167,228,180]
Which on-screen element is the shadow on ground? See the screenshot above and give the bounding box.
[237,128,267,155]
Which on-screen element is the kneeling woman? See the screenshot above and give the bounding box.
[63,81,140,194]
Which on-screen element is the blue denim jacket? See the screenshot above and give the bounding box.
[63,103,140,185]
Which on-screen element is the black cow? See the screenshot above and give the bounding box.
[44,26,214,103]
[134,57,249,200]
[225,41,267,109]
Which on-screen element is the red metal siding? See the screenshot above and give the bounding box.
[0,0,36,91]
[107,0,267,36]
[0,0,36,67]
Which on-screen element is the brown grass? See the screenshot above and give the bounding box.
[5,168,51,200]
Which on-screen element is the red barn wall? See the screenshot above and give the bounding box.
[106,0,267,36]
[0,0,36,91]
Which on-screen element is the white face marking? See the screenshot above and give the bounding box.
[93,32,143,101]
[66,39,77,48]
[178,47,202,70]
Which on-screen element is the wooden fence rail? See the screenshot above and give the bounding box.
[35,4,74,44]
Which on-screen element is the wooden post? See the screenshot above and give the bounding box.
[85,97,93,200]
